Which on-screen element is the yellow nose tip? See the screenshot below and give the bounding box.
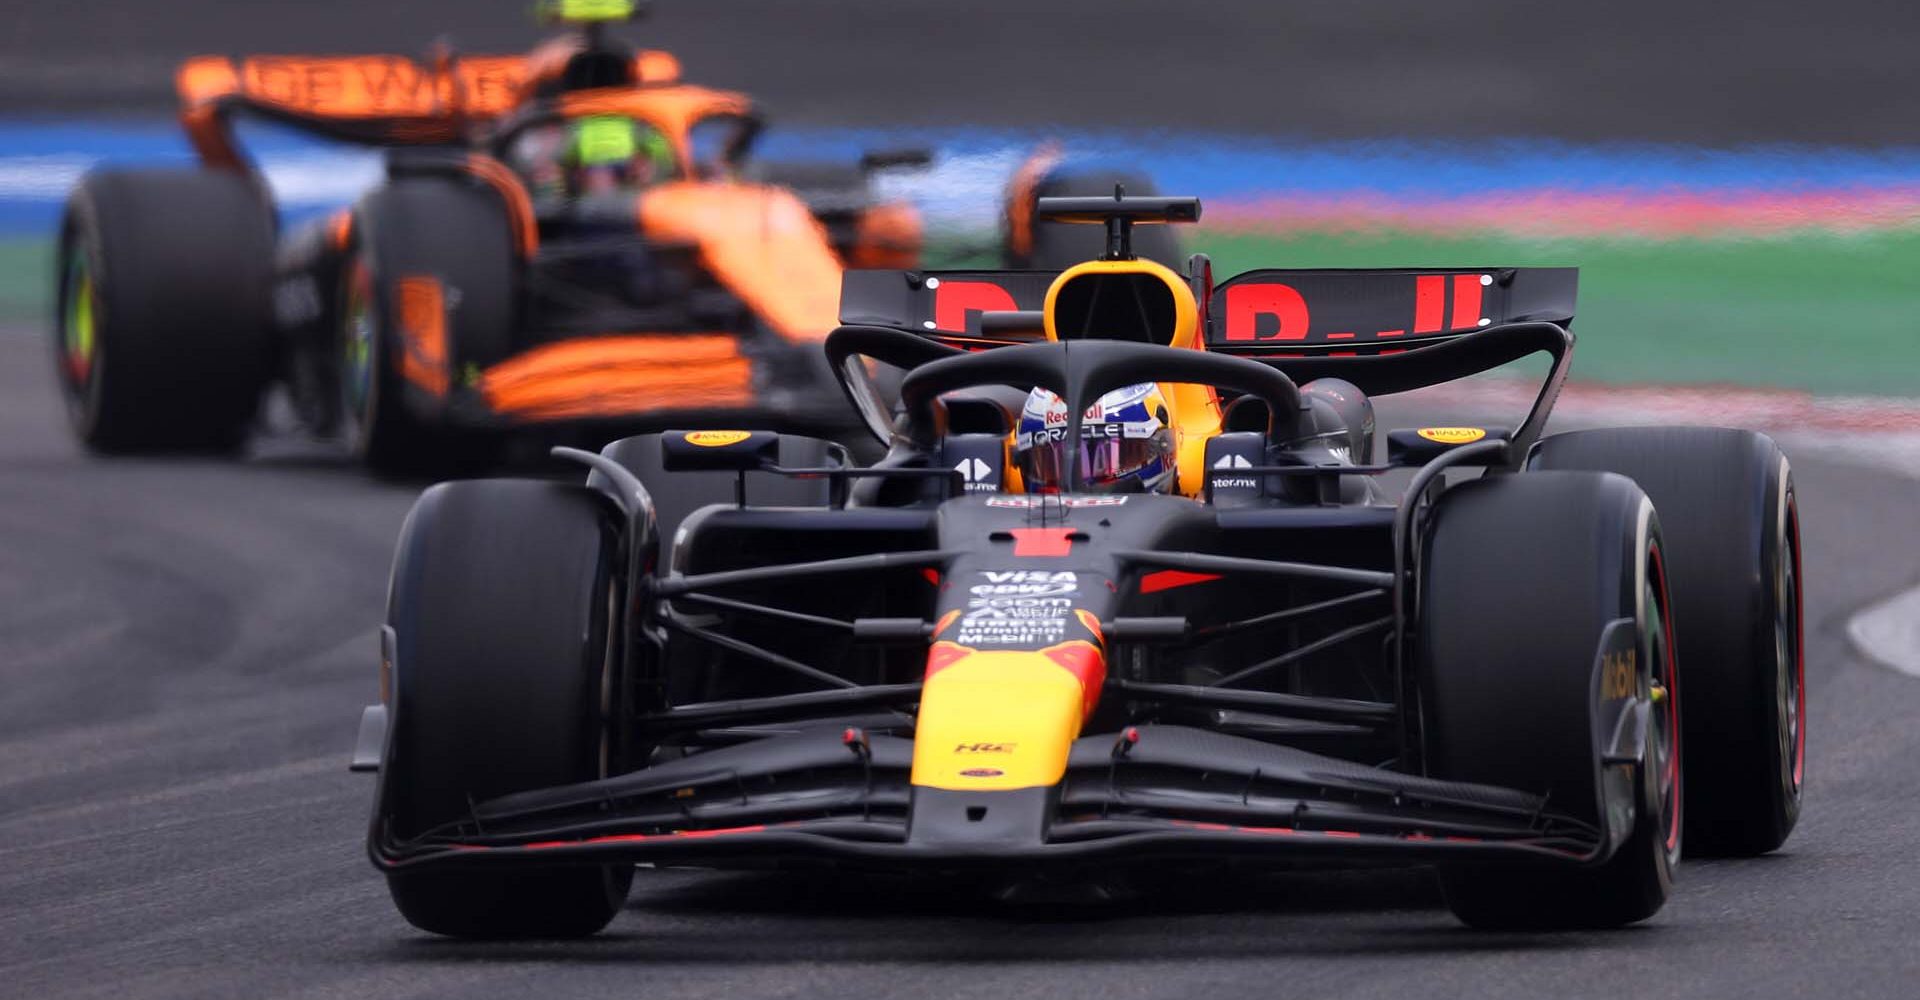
[912,650,1091,791]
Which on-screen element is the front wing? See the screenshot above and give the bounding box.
[369,724,1623,875]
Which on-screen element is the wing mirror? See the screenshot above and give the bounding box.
[660,429,781,472]
[1386,426,1511,466]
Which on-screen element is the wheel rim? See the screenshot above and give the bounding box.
[1779,499,1805,794]
[60,247,98,391]
[342,260,376,442]
[1647,542,1682,859]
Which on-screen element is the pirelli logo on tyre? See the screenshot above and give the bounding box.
[683,430,753,447]
[1416,427,1487,444]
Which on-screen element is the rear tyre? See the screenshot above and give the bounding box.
[1531,427,1803,856]
[343,179,516,476]
[1015,168,1183,271]
[1421,472,1680,929]
[380,479,632,938]
[53,169,274,452]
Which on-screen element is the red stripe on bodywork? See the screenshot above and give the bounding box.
[1139,570,1222,594]
[924,640,970,679]
[522,824,769,850]
[1074,609,1104,645]
[1010,527,1077,557]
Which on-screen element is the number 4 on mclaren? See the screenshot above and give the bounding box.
[353,193,1805,937]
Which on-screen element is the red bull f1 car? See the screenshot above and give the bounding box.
[51,2,1151,472]
[352,194,1805,936]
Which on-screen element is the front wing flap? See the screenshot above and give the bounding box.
[370,723,1611,874]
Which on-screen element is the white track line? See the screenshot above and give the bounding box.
[1769,421,1920,680]
[1756,432,1920,681]
[1849,589,1920,678]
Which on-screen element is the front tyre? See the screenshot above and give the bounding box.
[378,479,632,938]
[337,250,437,474]
[342,178,516,476]
[1421,472,1680,929]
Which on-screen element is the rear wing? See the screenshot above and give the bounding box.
[838,265,1577,356]
[175,50,681,168]
[840,269,1059,346]
[1208,267,1576,355]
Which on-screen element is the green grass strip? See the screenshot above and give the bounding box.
[1196,229,1920,397]
[0,240,51,329]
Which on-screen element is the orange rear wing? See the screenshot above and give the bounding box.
[176,50,681,167]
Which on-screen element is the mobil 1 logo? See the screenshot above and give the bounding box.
[956,570,1079,647]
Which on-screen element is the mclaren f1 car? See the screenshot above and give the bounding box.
[50,1,1150,472]
[352,193,1804,936]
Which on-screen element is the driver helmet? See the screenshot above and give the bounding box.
[562,115,676,196]
[1015,382,1177,494]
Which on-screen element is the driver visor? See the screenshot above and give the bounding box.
[1023,423,1159,492]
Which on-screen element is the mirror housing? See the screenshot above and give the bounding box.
[660,429,780,472]
[1386,426,1511,467]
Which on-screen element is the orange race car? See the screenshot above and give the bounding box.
[50,1,1145,472]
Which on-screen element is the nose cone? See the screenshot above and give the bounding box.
[906,641,1106,850]
[911,646,1093,791]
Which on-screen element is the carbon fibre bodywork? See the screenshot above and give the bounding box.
[361,200,1694,926]
[364,330,1653,878]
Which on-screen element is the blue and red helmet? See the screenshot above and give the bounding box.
[1015,382,1176,494]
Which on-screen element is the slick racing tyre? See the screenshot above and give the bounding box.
[342,178,515,475]
[1421,472,1681,929]
[1531,427,1803,856]
[54,169,274,452]
[380,480,632,938]
[1013,167,1183,271]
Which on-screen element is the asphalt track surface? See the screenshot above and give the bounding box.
[6,309,1920,1000]
[9,3,1920,997]
[5,0,1920,146]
